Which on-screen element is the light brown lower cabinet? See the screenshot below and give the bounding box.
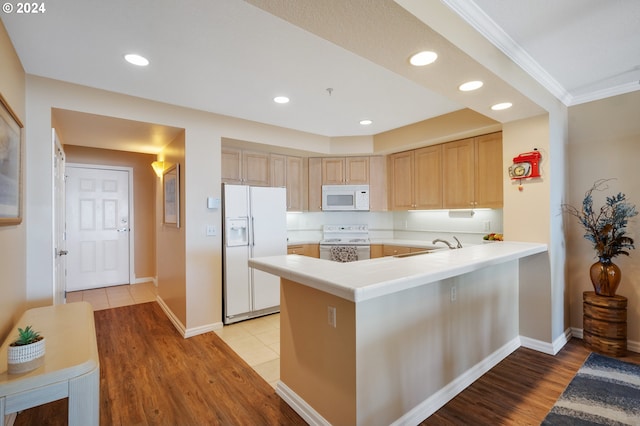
[287,244,319,258]
[381,245,428,257]
[370,244,384,259]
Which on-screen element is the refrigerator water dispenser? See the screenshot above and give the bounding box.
[225,217,248,246]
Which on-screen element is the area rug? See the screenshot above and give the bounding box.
[542,352,640,425]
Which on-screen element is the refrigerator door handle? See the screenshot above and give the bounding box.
[251,216,255,246]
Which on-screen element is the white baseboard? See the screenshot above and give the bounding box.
[276,381,331,426]
[156,296,222,338]
[520,328,572,355]
[133,276,156,286]
[392,337,521,425]
[156,296,187,336]
[184,321,223,338]
[277,338,521,426]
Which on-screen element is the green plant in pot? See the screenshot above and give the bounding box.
[563,179,638,296]
[7,325,46,374]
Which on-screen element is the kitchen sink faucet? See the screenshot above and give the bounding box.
[432,236,463,249]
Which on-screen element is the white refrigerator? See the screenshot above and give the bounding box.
[222,184,287,324]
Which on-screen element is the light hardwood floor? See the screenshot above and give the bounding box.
[67,283,282,387]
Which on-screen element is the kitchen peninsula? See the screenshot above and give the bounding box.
[249,241,547,425]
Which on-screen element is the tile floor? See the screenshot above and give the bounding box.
[66,281,158,309]
[213,314,281,388]
[67,282,281,388]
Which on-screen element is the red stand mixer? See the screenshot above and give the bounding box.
[508,149,541,179]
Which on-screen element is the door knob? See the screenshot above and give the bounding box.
[117,227,129,232]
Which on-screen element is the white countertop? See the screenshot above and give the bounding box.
[250,241,547,302]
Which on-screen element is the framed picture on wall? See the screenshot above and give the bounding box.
[0,92,23,225]
[163,163,180,228]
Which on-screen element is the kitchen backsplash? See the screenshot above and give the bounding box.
[287,209,503,245]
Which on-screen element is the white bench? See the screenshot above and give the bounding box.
[0,301,99,425]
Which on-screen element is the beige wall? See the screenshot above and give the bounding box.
[63,145,157,280]
[0,21,26,341]
[280,279,357,425]
[374,108,501,154]
[503,116,553,344]
[156,132,187,326]
[567,91,640,344]
[22,76,336,333]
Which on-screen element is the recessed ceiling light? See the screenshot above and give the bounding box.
[360,119,373,126]
[491,102,513,111]
[459,81,484,92]
[409,51,438,66]
[124,54,149,66]
[274,96,290,104]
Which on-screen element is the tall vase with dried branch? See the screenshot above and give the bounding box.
[563,179,638,296]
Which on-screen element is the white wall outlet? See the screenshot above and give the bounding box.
[328,306,337,328]
[206,225,217,236]
[450,286,457,303]
[483,221,491,232]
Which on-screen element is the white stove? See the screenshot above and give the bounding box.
[320,225,370,262]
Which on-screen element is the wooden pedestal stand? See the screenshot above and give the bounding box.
[583,291,627,357]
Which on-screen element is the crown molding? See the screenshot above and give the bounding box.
[441,0,572,106]
[569,81,640,106]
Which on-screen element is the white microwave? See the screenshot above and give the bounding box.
[322,185,370,211]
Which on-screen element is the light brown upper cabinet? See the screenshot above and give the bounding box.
[221,147,270,186]
[369,156,388,211]
[308,157,323,212]
[285,156,306,211]
[221,147,242,184]
[321,157,369,185]
[389,150,414,210]
[270,154,286,188]
[414,145,443,209]
[474,132,503,208]
[442,132,503,209]
[389,145,442,210]
[442,138,475,209]
[270,154,306,211]
[310,156,384,211]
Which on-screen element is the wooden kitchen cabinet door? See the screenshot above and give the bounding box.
[286,156,305,211]
[221,147,243,184]
[389,151,414,210]
[308,157,322,211]
[222,147,270,186]
[345,157,369,184]
[383,245,411,256]
[414,145,443,209]
[370,244,384,258]
[322,158,345,185]
[243,150,270,186]
[322,156,370,185]
[443,138,475,209]
[270,154,286,187]
[474,132,503,208]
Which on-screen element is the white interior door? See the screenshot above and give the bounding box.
[66,165,131,291]
[52,130,67,304]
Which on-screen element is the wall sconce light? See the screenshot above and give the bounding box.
[151,161,164,177]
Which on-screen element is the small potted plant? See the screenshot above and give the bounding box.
[7,325,46,374]
[562,179,638,296]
